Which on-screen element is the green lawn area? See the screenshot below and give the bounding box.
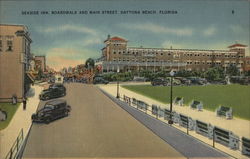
[0,103,20,130]
[122,84,250,120]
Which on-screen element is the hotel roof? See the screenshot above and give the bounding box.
[104,36,127,43]
[228,43,247,48]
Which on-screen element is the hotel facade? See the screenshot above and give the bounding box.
[96,35,248,73]
[0,24,33,102]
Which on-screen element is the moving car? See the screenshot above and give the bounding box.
[39,87,66,100]
[32,99,71,124]
[151,78,168,86]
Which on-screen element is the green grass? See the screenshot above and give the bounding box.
[0,103,20,130]
[122,84,250,120]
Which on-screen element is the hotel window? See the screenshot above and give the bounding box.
[6,40,13,51]
[113,51,116,54]
[161,53,163,55]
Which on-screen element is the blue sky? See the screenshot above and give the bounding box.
[1,0,249,71]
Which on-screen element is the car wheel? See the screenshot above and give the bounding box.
[65,111,69,116]
[45,117,51,124]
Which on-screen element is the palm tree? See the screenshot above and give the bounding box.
[85,58,95,69]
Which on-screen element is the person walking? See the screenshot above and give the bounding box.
[23,97,27,110]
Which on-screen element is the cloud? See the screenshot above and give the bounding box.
[120,22,193,36]
[203,26,216,36]
[82,36,103,46]
[37,24,98,35]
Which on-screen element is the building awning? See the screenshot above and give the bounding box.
[26,72,35,83]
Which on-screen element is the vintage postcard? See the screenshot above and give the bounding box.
[0,0,249,159]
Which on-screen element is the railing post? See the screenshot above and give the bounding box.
[187,118,189,135]
[16,136,19,152]
[9,148,13,159]
[213,128,215,148]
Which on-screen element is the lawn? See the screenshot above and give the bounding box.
[122,84,250,120]
[0,103,20,130]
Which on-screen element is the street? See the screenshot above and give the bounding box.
[22,83,184,158]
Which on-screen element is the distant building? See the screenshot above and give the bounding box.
[0,24,34,102]
[34,55,46,72]
[96,35,247,73]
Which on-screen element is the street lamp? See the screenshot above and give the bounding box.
[168,70,175,125]
[116,68,120,99]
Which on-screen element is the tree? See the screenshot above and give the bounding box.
[204,66,224,81]
[85,58,95,69]
[226,64,239,76]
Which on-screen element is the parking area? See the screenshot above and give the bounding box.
[22,83,184,158]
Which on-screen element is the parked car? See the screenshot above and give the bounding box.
[151,78,168,86]
[32,99,71,124]
[133,76,147,82]
[93,77,109,84]
[39,87,66,100]
[187,77,207,85]
[49,83,66,92]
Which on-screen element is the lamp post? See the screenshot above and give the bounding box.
[116,68,120,99]
[168,70,175,125]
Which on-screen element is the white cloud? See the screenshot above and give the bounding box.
[82,37,103,46]
[120,22,193,36]
[203,26,216,36]
[37,24,98,35]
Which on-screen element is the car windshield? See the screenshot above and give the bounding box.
[44,104,54,109]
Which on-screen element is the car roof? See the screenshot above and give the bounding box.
[45,99,66,105]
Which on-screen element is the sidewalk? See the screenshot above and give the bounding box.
[99,83,250,159]
[0,85,42,159]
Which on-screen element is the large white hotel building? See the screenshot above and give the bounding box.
[96,35,249,73]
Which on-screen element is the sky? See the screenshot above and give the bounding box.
[0,0,249,71]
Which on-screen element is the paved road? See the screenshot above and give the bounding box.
[22,83,184,158]
[102,89,229,159]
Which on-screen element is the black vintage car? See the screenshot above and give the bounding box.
[39,87,66,100]
[32,99,71,124]
[151,78,168,86]
[49,83,66,92]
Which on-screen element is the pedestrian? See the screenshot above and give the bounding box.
[23,97,27,110]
